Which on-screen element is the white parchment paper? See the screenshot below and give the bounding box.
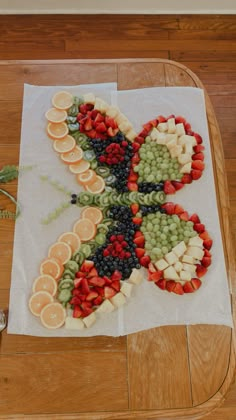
[7,84,233,337]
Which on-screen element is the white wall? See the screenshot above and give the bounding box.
[0,0,236,14]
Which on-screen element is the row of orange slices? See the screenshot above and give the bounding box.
[29,206,103,329]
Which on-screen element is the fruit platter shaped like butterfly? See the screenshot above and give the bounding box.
[29,91,213,330]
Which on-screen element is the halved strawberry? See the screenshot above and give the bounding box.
[172,181,184,191]
[132,217,142,225]
[128,170,138,182]
[73,305,83,318]
[94,286,105,297]
[191,278,202,290]
[132,142,141,152]
[204,249,212,257]
[200,231,210,240]
[193,133,203,144]
[80,260,94,273]
[130,203,139,215]
[96,122,107,133]
[194,145,205,153]
[148,119,158,127]
[204,239,213,250]
[95,113,105,124]
[181,174,192,184]
[140,255,151,267]
[134,235,145,247]
[93,296,103,306]
[192,160,205,171]
[157,115,167,123]
[189,213,200,224]
[104,276,113,285]
[183,281,194,293]
[175,116,186,124]
[164,180,176,195]
[194,223,205,233]
[139,128,149,137]
[167,114,175,120]
[70,296,82,305]
[87,267,98,278]
[81,278,90,295]
[148,263,156,273]
[107,127,119,137]
[127,182,138,191]
[179,211,189,221]
[88,276,105,287]
[156,279,166,290]
[166,280,176,292]
[105,116,117,128]
[74,278,83,288]
[192,152,204,161]
[81,302,93,317]
[135,248,145,258]
[148,270,163,282]
[173,282,184,295]
[162,202,175,215]
[111,270,122,281]
[142,122,153,133]
[196,264,207,277]
[86,291,99,301]
[135,136,145,145]
[104,286,117,299]
[131,152,140,164]
[79,103,89,114]
[201,257,212,267]
[184,122,192,132]
[111,280,121,292]
[174,204,184,215]
[84,118,93,131]
[87,129,97,139]
[191,169,202,180]
[134,230,143,238]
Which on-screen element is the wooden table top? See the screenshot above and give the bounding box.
[0,58,235,420]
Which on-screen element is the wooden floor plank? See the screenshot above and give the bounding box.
[178,15,236,30]
[168,29,236,40]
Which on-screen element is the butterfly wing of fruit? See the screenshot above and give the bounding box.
[129,115,205,196]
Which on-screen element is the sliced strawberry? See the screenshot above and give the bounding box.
[91,109,99,119]
[167,114,175,120]
[104,286,117,299]
[148,262,156,273]
[183,281,195,293]
[166,280,176,292]
[127,182,138,191]
[130,203,139,215]
[184,122,191,132]
[204,249,212,257]
[74,278,83,288]
[193,133,203,144]
[148,270,163,282]
[88,276,105,287]
[204,238,213,250]
[140,255,151,267]
[192,160,205,171]
[143,122,153,133]
[192,152,204,161]
[135,248,145,258]
[194,223,205,233]
[131,152,140,164]
[135,135,145,145]
[93,296,103,306]
[81,302,93,317]
[201,257,212,267]
[134,230,143,238]
[111,270,122,281]
[132,217,142,225]
[196,264,207,278]
[173,282,184,295]
[87,267,98,278]
[148,119,158,127]
[162,201,175,215]
[95,113,105,124]
[72,288,82,296]
[111,280,121,292]
[76,270,86,278]
[80,260,94,273]
[70,296,82,305]
[84,118,93,131]
[94,286,105,297]
[179,211,189,221]
[171,181,184,191]
[87,129,97,139]
[107,127,118,137]
[79,103,89,114]
[86,291,99,301]
[194,144,205,153]
[175,116,186,124]
[191,169,202,180]
[128,169,139,182]
[134,235,145,247]
[132,142,141,152]
[174,204,184,215]
[73,305,83,318]
[156,278,166,290]
[191,278,202,290]
[163,180,176,195]
[96,122,107,133]
[157,115,167,123]
[104,276,113,285]
[200,231,210,240]
[139,128,149,138]
[181,174,192,184]
[189,213,200,224]
[80,278,90,295]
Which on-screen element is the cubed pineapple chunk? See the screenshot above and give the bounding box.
[128,268,143,285]
[186,246,205,260]
[83,312,96,328]
[116,112,128,125]
[165,251,178,265]
[65,316,84,330]
[172,241,187,258]
[182,254,195,264]
[164,266,180,281]
[96,299,115,313]
[166,134,178,143]
[120,282,133,298]
[158,122,168,132]
[118,120,132,133]
[94,98,108,113]
[167,118,176,134]
[110,292,126,308]
[170,145,183,158]
[82,92,96,104]
[174,261,183,272]
[184,143,193,155]
[178,153,192,165]
[182,263,196,273]
[155,258,169,271]
[126,129,137,141]
[176,123,185,136]
[188,236,203,247]
[179,135,197,146]
[180,162,192,174]
[180,270,191,281]
[106,106,120,118]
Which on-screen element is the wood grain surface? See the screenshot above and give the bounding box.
[0,14,235,420]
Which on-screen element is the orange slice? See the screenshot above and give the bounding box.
[53,135,76,153]
[77,169,97,186]
[40,302,66,329]
[69,159,90,174]
[73,218,97,242]
[32,274,57,296]
[48,241,72,265]
[61,146,83,165]
[81,207,103,225]
[47,122,69,140]
[29,291,53,317]
[58,231,81,253]
[40,257,63,281]
[45,108,67,123]
[52,91,73,110]
[85,175,105,194]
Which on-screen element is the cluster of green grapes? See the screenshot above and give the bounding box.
[140,212,197,262]
[134,137,182,183]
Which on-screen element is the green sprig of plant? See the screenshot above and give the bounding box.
[0,165,18,183]
[41,201,70,225]
[40,175,72,196]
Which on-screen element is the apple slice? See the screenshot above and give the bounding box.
[188,236,204,247]
[172,241,187,258]
[164,266,180,281]
[155,258,169,271]
[165,251,178,265]
[186,246,205,260]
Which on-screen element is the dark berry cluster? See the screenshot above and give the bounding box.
[89,132,134,193]
[88,206,140,279]
[138,181,164,193]
[140,205,166,216]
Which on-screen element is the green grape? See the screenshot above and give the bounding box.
[153,247,162,255]
[161,219,167,226]
[171,235,178,242]
[147,223,153,232]
[184,230,191,237]
[170,223,177,230]
[147,174,155,182]
[153,218,160,225]
[153,225,160,233]
[163,226,169,233]
[162,246,169,254]
[151,238,156,246]
[160,233,166,240]
[145,243,153,251]
[163,174,169,181]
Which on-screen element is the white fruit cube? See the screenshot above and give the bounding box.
[180,270,191,281]
[166,134,178,142]
[188,236,203,247]
[182,263,196,273]
[110,293,126,308]
[166,139,178,150]
[82,93,96,104]
[170,145,183,158]
[83,312,96,328]
[116,112,128,125]
[182,254,195,264]
[120,282,133,298]
[167,118,176,134]
[184,143,193,155]
[165,251,178,265]
[180,162,192,174]
[176,123,185,136]
[94,98,108,113]
[179,135,197,146]
[186,246,205,260]
[151,128,166,142]
[126,129,137,141]
[155,258,169,271]
[128,268,143,285]
[150,128,159,140]
[106,106,120,118]
[158,122,168,132]
[172,241,187,258]
[118,120,132,133]
[178,153,192,165]
[96,299,115,313]
[174,261,183,272]
[65,316,84,330]
[164,266,180,281]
